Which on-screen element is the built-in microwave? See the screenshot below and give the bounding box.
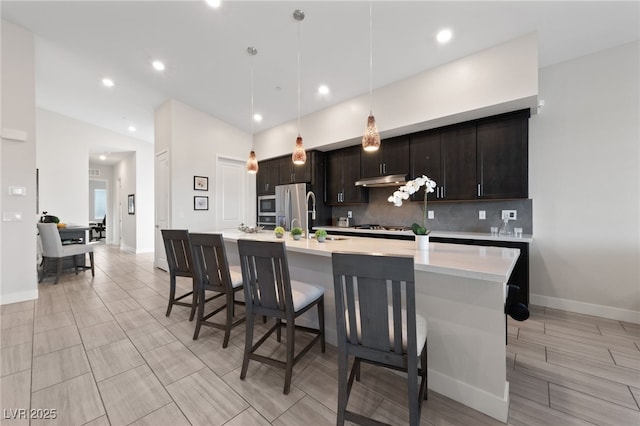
[258,195,276,215]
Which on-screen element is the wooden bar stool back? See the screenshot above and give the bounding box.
[331,252,428,426]
[161,229,197,321]
[237,239,325,394]
[189,233,245,346]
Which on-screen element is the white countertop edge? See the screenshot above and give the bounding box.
[221,229,519,283]
[313,226,533,243]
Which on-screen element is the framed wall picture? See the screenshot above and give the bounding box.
[128,194,135,215]
[194,176,208,191]
[194,196,209,210]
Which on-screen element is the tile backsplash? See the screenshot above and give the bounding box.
[331,187,533,234]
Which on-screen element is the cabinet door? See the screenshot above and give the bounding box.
[325,150,344,205]
[410,130,441,202]
[477,112,528,199]
[292,151,312,183]
[360,146,383,178]
[342,146,368,204]
[381,135,410,176]
[360,136,409,177]
[441,123,477,200]
[256,158,279,195]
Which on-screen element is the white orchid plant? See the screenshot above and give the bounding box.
[388,175,437,235]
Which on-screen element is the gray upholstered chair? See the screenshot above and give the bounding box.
[331,252,428,426]
[161,229,198,321]
[37,223,95,284]
[189,233,245,346]
[237,239,325,394]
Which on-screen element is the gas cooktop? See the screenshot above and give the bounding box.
[353,224,410,231]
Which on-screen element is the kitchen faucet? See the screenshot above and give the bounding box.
[290,218,299,232]
[306,191,316,220]
[306,191,316,238]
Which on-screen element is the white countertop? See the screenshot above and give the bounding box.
[222,229,519,283]
[313,226,533,243]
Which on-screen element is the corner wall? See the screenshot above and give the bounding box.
[529,41,640,321]
[1,21,38,304]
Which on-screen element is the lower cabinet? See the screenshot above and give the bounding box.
[430,237,529,306]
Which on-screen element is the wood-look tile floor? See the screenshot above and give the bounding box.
[1,244,639,425]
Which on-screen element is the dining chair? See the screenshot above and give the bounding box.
[237,239,325,394]
[161,229,197,321]
[37,223,95,284]
[331,252,428,426]
[189,233,245,346]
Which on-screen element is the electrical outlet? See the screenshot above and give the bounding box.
[501,210,517,220]
[479,210,486,220]
[428,210,434,220]
[347,211,352,218]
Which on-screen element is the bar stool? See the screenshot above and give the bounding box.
[189,233,245,346]
[161,229,197,321]
[331,252,428,426]
[237,239,325,394]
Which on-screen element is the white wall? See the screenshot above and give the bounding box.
[1,20,38,304]
[36,108,154,252]
[255,33,538,159]
[154,99,255,232]
[529,41,640,322]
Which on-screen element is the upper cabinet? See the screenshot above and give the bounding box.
[410,109,529,201]
[256,157,280,195]
[360,135,410,178]
[326,146,368,205]
[278,151,314,185]
[476,110,529,199]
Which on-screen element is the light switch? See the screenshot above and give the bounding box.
[8,186,26,196]
[428,210,434,219]
[479,210,486,220]
[2,212,22,221]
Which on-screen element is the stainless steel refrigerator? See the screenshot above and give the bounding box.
[275,183,309,234]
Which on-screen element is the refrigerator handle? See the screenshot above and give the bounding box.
[284,188,290,231]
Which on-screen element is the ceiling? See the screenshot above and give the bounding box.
[3,1,639,146]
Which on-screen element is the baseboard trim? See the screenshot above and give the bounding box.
[428,368,509,423]
[530,294,640,324]
[0,289,39,305]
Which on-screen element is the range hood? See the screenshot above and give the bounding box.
[354,174,408,188]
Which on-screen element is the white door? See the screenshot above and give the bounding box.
[216,157,246,230]
[155,151,170,270]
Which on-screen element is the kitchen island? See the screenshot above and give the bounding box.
[221,230,519,422]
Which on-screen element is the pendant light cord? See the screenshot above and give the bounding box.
[250,51,255,147]
[369,0,373,116]
[297,18,301,136]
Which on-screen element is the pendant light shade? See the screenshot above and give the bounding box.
[246,150,258,173]
[362,1,381,152]
[246,46,259,174]
[362,114,381,151]
[292,136,306,164]
[292,9,306,165]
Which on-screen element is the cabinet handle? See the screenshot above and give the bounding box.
[442,186,446,198]
[437,187,440,198]
[383,163,387,174]
[477,184,481,196]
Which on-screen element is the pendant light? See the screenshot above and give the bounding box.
[291,9,307,165]
[246,46,259,174]
[362,1,381,152]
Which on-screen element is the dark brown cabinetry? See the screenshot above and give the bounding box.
[256,158,280,195]
[476,110,529,199]
[278,153,313,184]
[410,109,529,201]
[360,135,410,178]
[430,237,529,306]
[326,146,368,205]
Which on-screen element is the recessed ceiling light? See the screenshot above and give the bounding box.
[253,113,263,123]
[205,0,221,8]
[152,60,165,71]
[437,29,453,44]
[128,125,136,132]
[101,78,115,87]
[318,85,330,95]
[99,155,106,160]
